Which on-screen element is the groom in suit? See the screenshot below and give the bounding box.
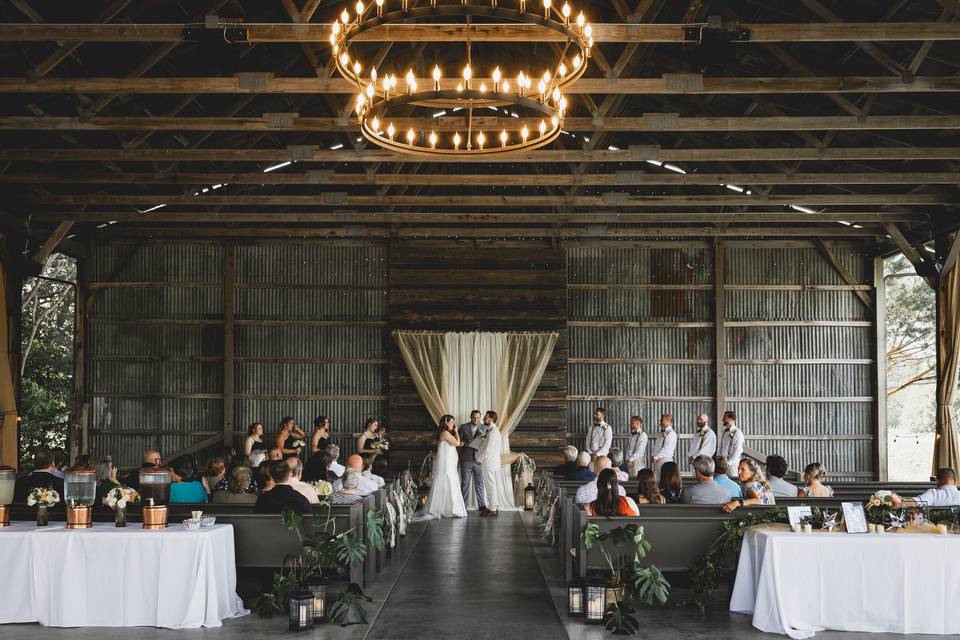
[459,409,486,512]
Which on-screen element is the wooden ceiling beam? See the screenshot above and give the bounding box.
[6,76,959,95]
[2,146,955,163]
[14,193,952,206]
[3,114,957,132]
[4,170,958,186]
[30,0,132,78]
[3,22,960,43]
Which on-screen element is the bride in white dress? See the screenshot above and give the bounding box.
[422,414,468,519]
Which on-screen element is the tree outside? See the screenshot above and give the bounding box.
[19,253,76,469]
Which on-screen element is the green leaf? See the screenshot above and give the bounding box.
[603,602,639,635]
[581,522,600,549]
[329,583,373,627]
[336,531,368,567]
[366,508,387,552]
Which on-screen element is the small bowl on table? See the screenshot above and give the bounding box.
[182,519,202,531]
[201,516,217,528]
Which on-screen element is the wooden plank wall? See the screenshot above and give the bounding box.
[387,239,567,472]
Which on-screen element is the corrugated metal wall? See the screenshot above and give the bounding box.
[567,243,876,480]
[88,241,389,466]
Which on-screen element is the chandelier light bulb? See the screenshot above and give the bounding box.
[502,79,510,92]
[456,82,464,92]
[340,51,350,66]
[492,66,501,91]
[543,70,551,84]
[371,116,380,131]
[552,87,561,103]
[365,83,375,98]
[558,62,567,78]
[406,128,416,144]
[520,0,527,11]
[341,9,350,24]
[387,123,395,139]
[479,82,487,93]
[521,124,529,142]
[355,1,364,15]
[572,53,582,69]
[329,33,337,45]
[353,61,362,74]
[558,96,567,111]
[462,64,472,89]
[539,119,547,135]
[500,129,508,147]
[433,65,442,91]
[376,0,384,15]
[543,0,551,19]
[551,115,559,126]
[562,2,571,22]
[584,23,592,38]
[477,131,486,150]
[577,11,585,28]
[453,132,462,150]
[429,130,438,148]
[537,79,547,99]
[332,22,341,35]
[371,67,378,82]
[406,69,416,93]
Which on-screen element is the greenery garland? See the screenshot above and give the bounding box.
[687,508,787,614]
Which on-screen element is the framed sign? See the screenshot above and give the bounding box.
[842,502,868,534]
[787,506,812,530]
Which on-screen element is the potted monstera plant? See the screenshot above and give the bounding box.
[581,523,670,634]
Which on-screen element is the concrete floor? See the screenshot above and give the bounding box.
[4,512,955,639]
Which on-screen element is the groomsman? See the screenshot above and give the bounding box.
[718,410,745,476]
[459,409,486,510]
[623,416,648,478]
[651,414,677,475]
[585,407,613,469]
[687,413,718,465]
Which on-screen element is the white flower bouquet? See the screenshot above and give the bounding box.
[867,490,898,509]
[291,439,306,450]
[375,436,390,451]
[105,486,140,510]
[311,480,334,496]
[27,486,60,507]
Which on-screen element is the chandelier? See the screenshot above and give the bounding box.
[329,0,592,158]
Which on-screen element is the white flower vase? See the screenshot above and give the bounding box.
[114,506,127,528]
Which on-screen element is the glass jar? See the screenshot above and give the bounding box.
[63,466,97,507]
[139,467,172,505]
[0,466,15,506]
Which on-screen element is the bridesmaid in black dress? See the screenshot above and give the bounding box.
[275,416,306,459]
[243,422,267,458]
[311,415,332,455]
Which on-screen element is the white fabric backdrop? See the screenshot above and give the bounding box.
[731,528,960,638]
[0,522,246,628]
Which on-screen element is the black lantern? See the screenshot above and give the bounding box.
[524,483,536,511]
[567,580,584,617]
[584,578,606,624]
[305,575,328,623]
[288,590,314,632]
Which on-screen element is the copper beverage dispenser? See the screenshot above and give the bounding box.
[0,465,15,527]
[140,467,172,529]
[64,466,97,528]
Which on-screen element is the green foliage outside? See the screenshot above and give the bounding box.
[19,254,76,468]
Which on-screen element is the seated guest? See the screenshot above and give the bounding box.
[713,456,743,498]
[892,467,960,508]
[798,462,834,497]
[201,457,226,496]
[141,449,182,482]
[683,456,733,504]
[94,455,120,506]
[51,448,68,479]
[267,447,284,462]
[346,454,379,496]
[575,456,625,505]
[74,453,95,468]
[302,450,331,483]
[607,448,630,483]
[361,454,385,488]
[169,459,208,503]
[586,469,640,517]
[327,444,345,477]
[765,455,798,498]
[255,460,312,514]
[566,451,595,482]
[635,468,666,504]
[373,455,393,482]
[248,449,267,469]
[257,460,274,492]
[658,461,683,504]
[554,445,579,477]
[331,469,366,505]
[14,449,65,503]
[723,459,776,512]
[287,457,320,504]
[212,466,258,504]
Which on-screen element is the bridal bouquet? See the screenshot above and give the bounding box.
[311,480,334,496]
[375,436,390,451]
[105,486,140,510]
[27,486,60,507]
[291,439,306,450]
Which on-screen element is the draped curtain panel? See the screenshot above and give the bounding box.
[447,332,502,427]
[498,332,558,437]
[934,266,960,476]
[0,265,17,468]
[393,331,449,425]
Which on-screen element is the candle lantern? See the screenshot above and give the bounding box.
[584,578,606,624]
[566,580,584,617]
[0,465,15,527]
[524,483,536,511]
[305,575,328,623]
[140,467,172,529]
[288,590,315,632]
[64,466,96,529]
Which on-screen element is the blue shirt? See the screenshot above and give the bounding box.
[714,474,743,499]
[169,481,209,504]
[566,467,596,482]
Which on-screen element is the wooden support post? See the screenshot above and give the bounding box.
[70,254,89,460]
[713,238,727,432]
[29,221,73,266]
[814,238,874,310]
[873,257,888,481]
[942,231,960,275]
[883,223,936,287]
[222,242,235,447]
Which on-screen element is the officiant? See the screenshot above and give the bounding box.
[458,409,486,510]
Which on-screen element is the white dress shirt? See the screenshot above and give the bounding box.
[767,475,799,498]
[291,479,321,504]
[687,426,718,461]
[652,427,677,463]
[575,479,626,505]
[914,484,960,507]
[624,430,649,472]
[363,470,385,488]
[719,426,744,472]
[586,421,613,457]
[354,472,380,496]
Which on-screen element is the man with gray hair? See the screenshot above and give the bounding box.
[682,455,734,504]
[331,469,364,505]
[287,457,320,504]
[326,444,345,478]
[554,445,579,477]
[567,451,595,482]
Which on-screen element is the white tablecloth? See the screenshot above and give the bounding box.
[0,522,247,628]
[730,527,960,638]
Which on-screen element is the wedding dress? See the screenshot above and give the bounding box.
[421,439,467,519]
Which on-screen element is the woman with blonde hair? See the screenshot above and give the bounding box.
[723,458,775,512]
[798,462,834,497]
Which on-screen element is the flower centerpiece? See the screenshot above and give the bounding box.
[105,486,140,527]
[866,490,897,530]
[311,480,334,497]
[27,486,60,526]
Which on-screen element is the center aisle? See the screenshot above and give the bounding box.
[365,513,567,640]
